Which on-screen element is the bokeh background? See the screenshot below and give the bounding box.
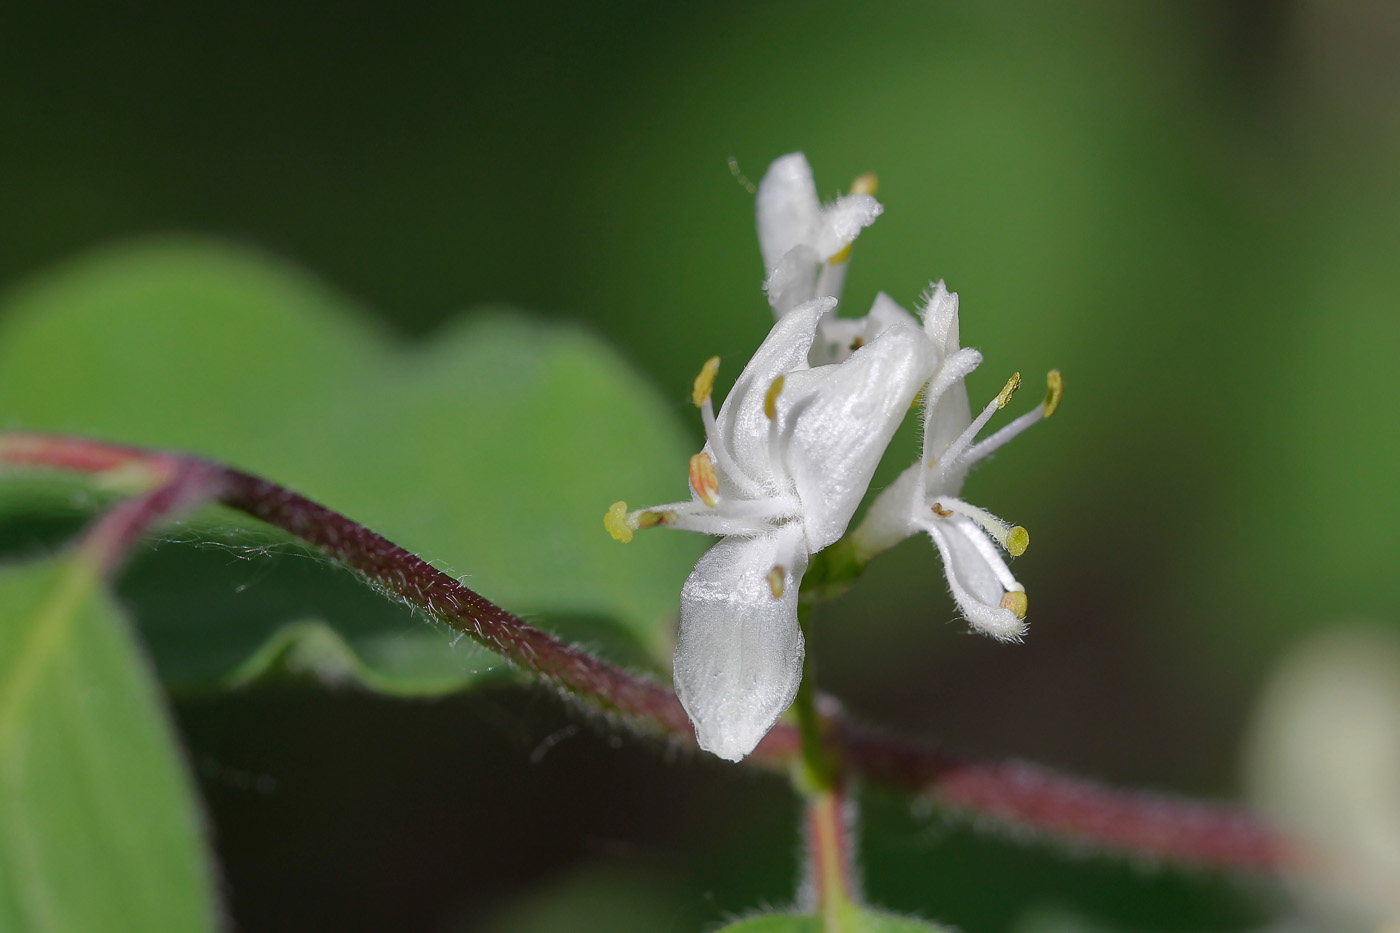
[2,1,1398,930]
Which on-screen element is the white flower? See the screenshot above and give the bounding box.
[1246,626,1400,929]
[756,153,915,365]
[854,282,1062,642]
[607,298,934,760]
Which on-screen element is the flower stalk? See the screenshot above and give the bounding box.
[794,603,859,931]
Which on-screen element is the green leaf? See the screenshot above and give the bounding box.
[0,238,704,691]
[717,907,951,932]
[0,555,218,932]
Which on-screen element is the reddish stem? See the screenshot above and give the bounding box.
[0,432,1302,876]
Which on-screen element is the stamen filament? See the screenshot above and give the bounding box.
[963,371,1062,467]
[932,497,1029,556]
[963,406,1043,466]
[933,388,1002,483]
[700,398,763,498]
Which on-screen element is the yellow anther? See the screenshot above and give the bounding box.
[931,502,954,518]
[767,565,786,599]
[1043,370,1064,418]
[604,501,633,543]
[910,387,924,411]
[996,372,1022,410]
[829,244,853,265]
[692,356,721,408]
[764,374,785,421]
[849,172,879,197]
[688,452,720,507]
[1005,525,1030,557]
[1000,590,1028,619]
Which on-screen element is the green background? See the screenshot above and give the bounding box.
[2,1,1396,930]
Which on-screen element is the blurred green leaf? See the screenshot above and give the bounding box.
[0,239,704,691]
[0,555,218,932]
[717,908,950,932]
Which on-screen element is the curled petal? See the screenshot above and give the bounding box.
[714,298,831,491]
[921,347,981,487]
[674,526,808,761]
[764,245,821,316]
[756,153,823,270]
[810,193,882,261]
[924,517,1027,642]
[782,321,936,551]
[921,280,962,359]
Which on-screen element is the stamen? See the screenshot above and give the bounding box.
[933,385,1006,481]
[1043,369,1063,417]
[767,565,786,599]
[764,375,785,421]
[961,369,1064,468]
[692,356,721,408]
[930,498,1029,556]
[849,172,879,197]
[688,452,720,506]
[996,372,1022,410]
[698,379,763,499]
[604,501,634,543]
[1000,590,1028,619]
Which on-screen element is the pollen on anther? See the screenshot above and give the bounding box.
[1043,370,1064,418]
[766,565,786,599]
[764,375,785,421]
[692,356,721,408]
[996,372,1022,410]
[1006,525,1030,557]
[1000,590,1028,619]
[931,502,953,517]
[604,501,633,543]
[688,452,720,507]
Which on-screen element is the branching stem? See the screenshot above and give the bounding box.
[0,432,1305,878]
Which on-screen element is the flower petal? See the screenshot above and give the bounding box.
[756,153,822,271]
[809,291,921,366]
[764,245,821,316]
[674,526,808,761]
[925,517,1026,642]
[810,193,882,261]
[781,321,935,551]
[921,280,961,359]
[921,347,981,493]
[713,298,831,492]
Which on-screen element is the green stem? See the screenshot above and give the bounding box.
[795,604,857,932]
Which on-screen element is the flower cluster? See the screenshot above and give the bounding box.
[607,153,1061,761]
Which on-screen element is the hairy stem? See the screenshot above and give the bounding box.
[0,433,1305,876]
